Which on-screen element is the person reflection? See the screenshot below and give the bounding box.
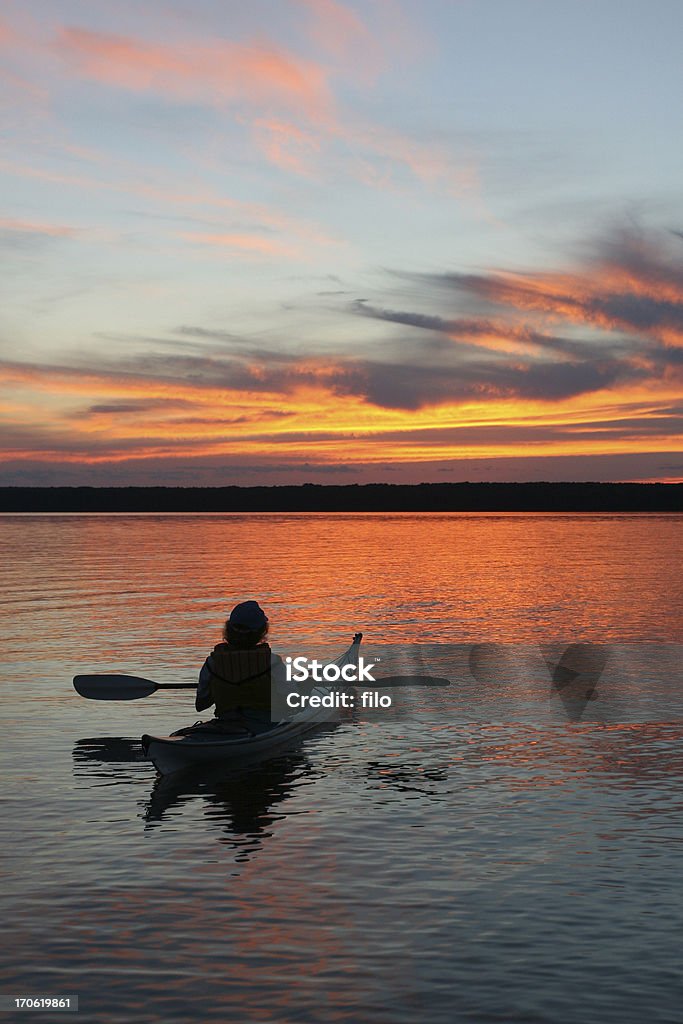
[72,736,316,862]
[143,749,315,861]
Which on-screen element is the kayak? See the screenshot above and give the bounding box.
[141,692,335,775]
[141,635,362,775]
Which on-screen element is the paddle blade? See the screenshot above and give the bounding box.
[73,674,158,700]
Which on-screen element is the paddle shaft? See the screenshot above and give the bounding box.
[76,640,447,698]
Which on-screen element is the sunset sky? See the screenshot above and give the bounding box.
[1,0,682,484]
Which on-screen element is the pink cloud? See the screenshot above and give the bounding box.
[57,26,335,122]
[53,22,473,195]
[0,16,15,46]
[0,217,77,237]
[252,118,321,176]
[0,157,340,247]
[297,0,369,54]
[295,0,379,80]
[178,230,294,256]
[2,13,481,207]
[296,0,429,78]
[346,119,478,193]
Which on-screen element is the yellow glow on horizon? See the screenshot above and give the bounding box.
[1,359,682,478]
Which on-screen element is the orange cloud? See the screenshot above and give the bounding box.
[2,223,680,479]
[1,352,681,474]
[418,228,683,356]
[57,26,335,122]
[485,269,683,349]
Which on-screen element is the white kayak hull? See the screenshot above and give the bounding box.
[142,700,332,775]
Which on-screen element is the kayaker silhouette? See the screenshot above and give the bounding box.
[192,601,285,736]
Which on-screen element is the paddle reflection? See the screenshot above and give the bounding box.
[363,759,450,801]
[72,736,148,774]
[72,737,324,861]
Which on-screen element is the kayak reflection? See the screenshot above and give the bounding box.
[143,750,318,860]
[72,735,328,861]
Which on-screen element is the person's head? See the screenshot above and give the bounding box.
[223,600,269,648]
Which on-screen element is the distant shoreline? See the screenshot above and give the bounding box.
[1,483,681,513]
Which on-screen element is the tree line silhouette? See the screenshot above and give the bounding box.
[1,482,681,512]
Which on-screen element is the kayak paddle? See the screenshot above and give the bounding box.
[73,671,449,701]
[73,674,195,701]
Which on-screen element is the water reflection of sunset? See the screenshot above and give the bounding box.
[6,515,682,672]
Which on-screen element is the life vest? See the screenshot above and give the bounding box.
[205,643,273,714]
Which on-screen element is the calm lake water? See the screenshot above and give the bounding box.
[2,513,682,1023]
